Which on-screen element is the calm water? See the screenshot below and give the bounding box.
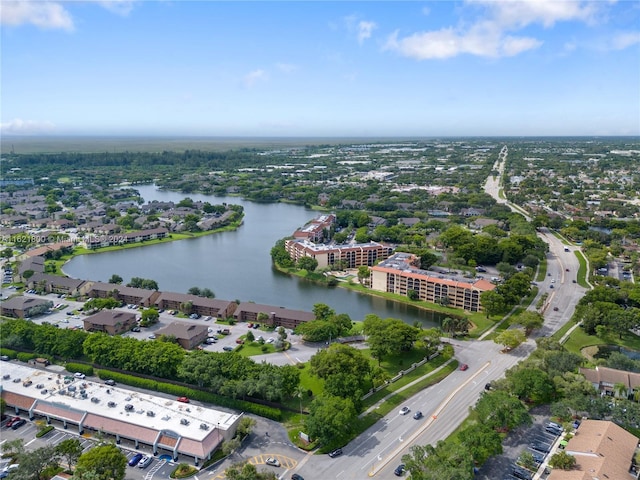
[64,185,442,327]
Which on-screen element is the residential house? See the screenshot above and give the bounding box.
[28,273,86,297]
[155,321,209,350]
[233,303,315,329]
[579,366,640,399]
[154,292,237,319]
[548,419,639,480]
[82,282,160,307]
[83,310,137,335]
[0,296,53,319]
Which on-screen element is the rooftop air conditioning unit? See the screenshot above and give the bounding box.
[200,423,209,430]
[147,411,155,417]
[180,418,189,425]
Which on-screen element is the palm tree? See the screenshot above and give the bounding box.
[613,382,628,400]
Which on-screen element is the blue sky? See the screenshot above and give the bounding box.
[1,0,639,137]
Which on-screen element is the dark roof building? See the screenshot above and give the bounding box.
[155,321,209,350]
[83,310,137,335]
[233,303,315,329]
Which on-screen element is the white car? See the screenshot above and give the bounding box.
[265,457,280,467]
[399,406,410,415]
[138,455,153,468]
[74,372,86,379]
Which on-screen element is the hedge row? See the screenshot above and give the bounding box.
[0,348,17,359]
[36,425,55,437]
[96,369,282,421]
[17,352,38,363]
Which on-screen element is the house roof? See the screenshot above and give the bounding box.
[156,321,208,340]
[579,366,640,390]
[548,419,638,480]
[233,302,315,322]
[0,295,52,311]
[84,310,136,327]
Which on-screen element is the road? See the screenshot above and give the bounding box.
[284,145,589,479]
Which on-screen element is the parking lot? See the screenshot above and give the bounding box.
[475,406,564,480]
[0,415,181,480]
[12,292,303,355]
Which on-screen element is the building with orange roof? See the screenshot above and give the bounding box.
[370,252,496,312]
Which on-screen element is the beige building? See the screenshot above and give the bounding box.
[285,239,394,269]
[82,310,137,335]
[370,252,496,312]
[579,365,640,399]
[155,321,209,350]
[548,419,639,480]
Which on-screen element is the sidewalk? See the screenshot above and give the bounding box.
[359,358,455,418]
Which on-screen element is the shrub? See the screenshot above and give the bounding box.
[16,352,38,363]
[0,348,17,359]
[65,363,93,376]
[36,425,55,437]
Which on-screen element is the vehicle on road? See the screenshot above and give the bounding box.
[394,464,406,476]
[328,448,343,458]
[553,307,559,311]
[104,379,116,386]
[399,406,410,415]
[413,411,423,420]
[128,453,143,467]
[265,457,280,467]
[138,456,153,468]
[74,372,86,379]
[177,396,190,403]
[223,346,234,352]
[459,363,469,371]
[291,474,304,480]
[148,334,156,339]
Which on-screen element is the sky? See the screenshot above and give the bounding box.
[1,0,639,137]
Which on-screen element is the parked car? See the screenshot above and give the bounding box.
[394,464,406,476]
[0,356,9,361]
[399,406,410,415]
[10,419,26,430]
[413,411,423,420]
[128,453,143,467]
[138,455,153,468]
[5,416,21,428]
[104,379,116,386]
[265,457,280,467]
[177,396,190,403]
[223,346,234,352]
[328,448,343,458]
[291,474,304,480]
[74,372,86,379]
[148,334,156,339]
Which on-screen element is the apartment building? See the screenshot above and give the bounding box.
[370,252,496,312]
[292,214,336,242]
[233,302,315,329]
[285,239,394,269]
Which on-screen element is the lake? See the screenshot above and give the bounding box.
[63,185,444,327]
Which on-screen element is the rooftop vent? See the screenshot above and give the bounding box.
[147,411,155,417]
[180,419,190,425]
[40,389,48,394]
[125,404,134,411]
[36,384,44,389]
[91,397,100,403]
[108,401,117,408]
[2,375,10,380]
[200,423,209,430]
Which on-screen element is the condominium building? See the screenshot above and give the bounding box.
[285,239,394,269]
[370,252,496,312]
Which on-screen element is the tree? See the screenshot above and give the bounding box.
[304,394,358,446]
[225,462,278,480]
[357,265,370,285]
[494,329,526,351]
[74,443,127,480]
[108,274,123,284]
[56,438,83,469]
[549,451,576,470]
[480,290,506,318]
[201,288,215,298]
[475,391,531,432]
[297,256,318,272]
[312,303,335,322]
[514,311,544,335]
[140,308,159,326]
[309,344,371,400]
[457,423,503,465]
[221,437,241,456]
[402,440,475,480]
[506,367,556,404]
[188,286,201,296]
[14,444,59,480]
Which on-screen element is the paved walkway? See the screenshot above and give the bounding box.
[359,358,455,418]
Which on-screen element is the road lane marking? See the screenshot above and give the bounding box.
[368,360,492,477]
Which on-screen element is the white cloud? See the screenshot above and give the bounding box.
[276,63,297,73]
[0,118,55,135]
[243,69,268,88]
[357,20,377,44]
[0,0,74,31]
[609,31,640,50]
[385,0,603,60]
[97,1,136,17]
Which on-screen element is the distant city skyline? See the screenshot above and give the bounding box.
[1,0,639,137]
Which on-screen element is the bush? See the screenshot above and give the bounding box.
[170,463,198,478]
[16,352,38,363]
[36,425,55,437]
[0,348,17,359]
